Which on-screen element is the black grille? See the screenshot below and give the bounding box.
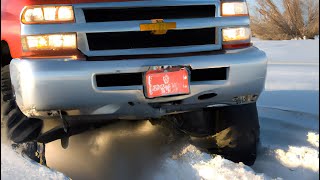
[84,5,216,22]
[87,28,215,50]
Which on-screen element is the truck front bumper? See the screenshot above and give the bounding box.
[10,46,267,120]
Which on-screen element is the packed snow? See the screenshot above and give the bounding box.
[1,39,319,180]
[1,143,69,180]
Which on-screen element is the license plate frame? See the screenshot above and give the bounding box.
[143,66,190,99]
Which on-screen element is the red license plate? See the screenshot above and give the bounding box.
[144,67,190,98]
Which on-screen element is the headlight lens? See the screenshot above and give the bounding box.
[221,2,248,16]
[22,33,77,51]
[222,27,251,42]
[21,6,74,24]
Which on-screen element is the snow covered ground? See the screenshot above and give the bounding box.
[252,39,319,180]
[1,39,319,180]
[1,144,70,180]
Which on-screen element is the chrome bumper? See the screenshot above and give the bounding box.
[10,47,267,119]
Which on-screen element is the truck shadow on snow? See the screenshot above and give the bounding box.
[45,120,191,180]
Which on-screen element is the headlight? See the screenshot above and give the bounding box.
[21,6,74,24]
[222,27,251,42]
[221,2,248,16]
[21,33,77,51]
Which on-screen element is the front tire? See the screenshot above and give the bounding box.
[1,65,44,163]
[174,103,260,166]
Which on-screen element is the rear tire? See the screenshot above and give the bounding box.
[174,103,260,166]
[1,65,44,163]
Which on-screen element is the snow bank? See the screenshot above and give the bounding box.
[307,132,319,148]
[154,145,270,180]
[1,143,69,180]
[275,145,319,172]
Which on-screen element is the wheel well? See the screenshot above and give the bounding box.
[1,40,12,67]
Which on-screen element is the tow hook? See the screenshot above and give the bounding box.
[59,111,70,149]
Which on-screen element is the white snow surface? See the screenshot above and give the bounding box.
[1,143,69,180]
[1,39,319,180]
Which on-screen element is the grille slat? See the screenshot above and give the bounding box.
[84,5,215,22]
[87,28,215,50]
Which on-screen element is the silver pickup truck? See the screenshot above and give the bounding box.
[2,0,267,165]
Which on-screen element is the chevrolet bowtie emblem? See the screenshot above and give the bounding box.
[140,19,176,35]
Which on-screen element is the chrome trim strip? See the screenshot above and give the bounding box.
[81,44,222,57]
[73,7,86,24]
[73,0,217,9]
[21,17,249,35]
[77,32,90,53]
